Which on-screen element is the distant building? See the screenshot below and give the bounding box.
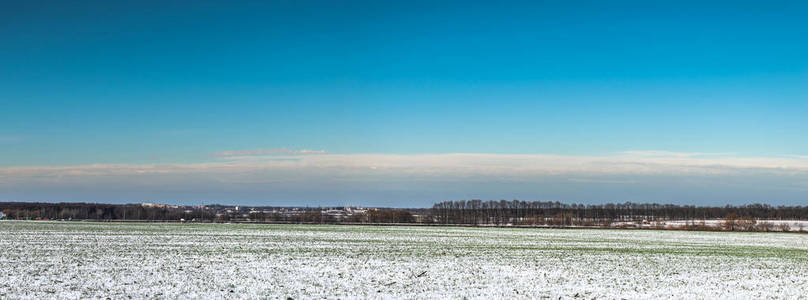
[141,202,181,209]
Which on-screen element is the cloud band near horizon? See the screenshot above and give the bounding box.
[1,151,806,206]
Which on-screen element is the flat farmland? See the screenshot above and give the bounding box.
[1,221,807,299]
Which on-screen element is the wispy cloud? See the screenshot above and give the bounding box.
[2,151,807,185]
[2,151,807,205]
[621,150,735,158]
[211,148,327,157]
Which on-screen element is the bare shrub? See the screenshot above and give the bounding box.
[737,216,757,231]
[723,213,739,231]
[758,221,773,232]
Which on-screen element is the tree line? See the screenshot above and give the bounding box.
[226,209,415,223]
[431,200,808,226]
[0,202,214,221]
[3,201,807,230]
[0,202,416,224]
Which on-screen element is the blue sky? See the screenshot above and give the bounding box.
[1,1,807,206]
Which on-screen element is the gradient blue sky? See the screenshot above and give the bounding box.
[1,1,807,206]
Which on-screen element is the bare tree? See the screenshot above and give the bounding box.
[722,213,739,231]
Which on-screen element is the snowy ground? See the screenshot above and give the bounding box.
[1,221,807,299]
[611,219,808,231]
[664,220,808,231]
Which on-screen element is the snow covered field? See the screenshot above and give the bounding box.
[662,220,808,231]
[1,221,807,299]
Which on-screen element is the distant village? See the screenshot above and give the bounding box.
[141,203,377,222]
[0,201,424,223]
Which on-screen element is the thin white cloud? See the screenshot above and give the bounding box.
[211,148,327,157]
[1,152,807,188]
[621,150,735,158]
[3,151,808,205]
[567,178,639,184]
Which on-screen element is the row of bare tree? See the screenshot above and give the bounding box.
[4,201,807,231]
[238,210,415,223]
[0,202,214,221]
[0,202,416,224]
[431,200,808,226]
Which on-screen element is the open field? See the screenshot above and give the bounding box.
[610,219,808,231]
[1,221,807,299]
